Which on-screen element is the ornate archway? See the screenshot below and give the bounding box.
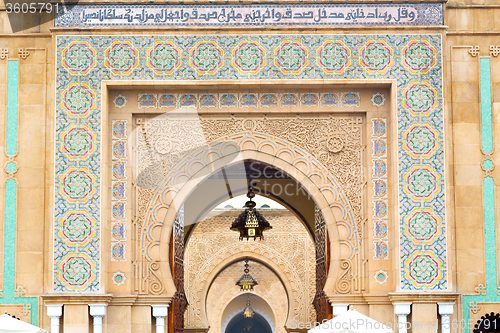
[53,34,447,299]
[192,253,294,329]
[134,117,364,297]
[206,262,285,333]
[183,205,315,330]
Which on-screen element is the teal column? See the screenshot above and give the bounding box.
[0,60,38,325]
[462,57,500,331]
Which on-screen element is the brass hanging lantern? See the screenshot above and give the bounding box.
[243,297,255,318]
[230,186,272,240]
[236,260,258,291]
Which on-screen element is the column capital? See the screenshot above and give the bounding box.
[46,305,63,333]
[331,304,349,317]
[393,303,411,315]
[152,305,169,318]
[89,304,107,317]
[46,304,63,317]
[438,302,454,316]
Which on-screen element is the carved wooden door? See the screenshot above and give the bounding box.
[172,206,187,333]
[314,206,331,322]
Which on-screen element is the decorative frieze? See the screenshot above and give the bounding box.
[55,3,443,28]
[374,270,388,285]
[138,92,361,109]
[111,120,128,262]
[112,271,126,286]
[0,48,8,60]
[371,93,385,107]
[372,118,388,260]
[113,94,127,109]
[469,46,480,57]
[490,45,500,57]
[17,49,29,60]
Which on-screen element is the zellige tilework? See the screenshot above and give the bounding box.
[55,34,445,291]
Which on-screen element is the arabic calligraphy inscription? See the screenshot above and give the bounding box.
[55,3,443,27]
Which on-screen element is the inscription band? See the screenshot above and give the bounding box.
[55,3,443,28]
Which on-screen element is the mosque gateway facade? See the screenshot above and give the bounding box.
[0,0,499,332]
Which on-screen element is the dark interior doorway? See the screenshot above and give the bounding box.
[225,312,273,333]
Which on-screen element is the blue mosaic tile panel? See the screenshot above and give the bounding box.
[111,120,128,262]
[55,34,445,291]
[372,118,388,260]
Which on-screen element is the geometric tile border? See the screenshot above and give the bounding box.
[372,118,389,260]
[137,91,362,109]
[55,34,446,291]
[110,120,128,262]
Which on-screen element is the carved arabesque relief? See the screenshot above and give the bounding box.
[184,211,315,330]
[133,187,161,294]
[132,113,364,295]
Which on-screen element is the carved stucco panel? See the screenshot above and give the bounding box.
[134,114,364,295]
[136,114,363,232]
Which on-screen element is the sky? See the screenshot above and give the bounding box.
[215,194,285,210]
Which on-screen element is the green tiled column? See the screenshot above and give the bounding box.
[0,60,38,325]
[462,57,500,331]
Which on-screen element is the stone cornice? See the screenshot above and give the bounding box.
[41,294,113,305]
[134,295,174,305]
[327,294,392,305]
[388,292,461,303]
[41,294,174,306]
[107,296,138,306]
[326,292,461,305]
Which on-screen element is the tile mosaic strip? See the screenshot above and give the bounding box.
[111,120,128,262]
[371,118,388,260]
[138,92,360,109]
[462,57,500,324]
[1,60,38,325]
[55,34,446,291]
[55,3,443,28]
[6,62,18,156]
[480,59,493,155]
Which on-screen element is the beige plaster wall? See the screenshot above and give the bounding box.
[445,4,500,329]
[63,304,90,333]
[448,0,500,6]
[107,305,132,333]
[447,7,500,32]
[131,305,154,333]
